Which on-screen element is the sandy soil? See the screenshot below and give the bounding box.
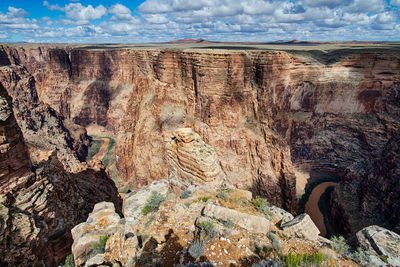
[305,182,338,236]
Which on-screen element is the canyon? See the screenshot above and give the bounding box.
[0,43,399,265]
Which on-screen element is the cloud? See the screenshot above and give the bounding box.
[7,6,29,17]
[43,1,64,11]
[109,4,133,20]
[390,0,400,6]
[143,14,169,24]
[139,0,173,13]
[2,0,399,43]
[302,0,352,8]
[346,0,385,13]
[43,1,107,22]
[0,6,39,30]
[64,3,107,21]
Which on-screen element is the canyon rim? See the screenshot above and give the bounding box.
[0,41,399,266]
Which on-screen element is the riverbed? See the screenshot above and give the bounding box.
[305,181,338,236]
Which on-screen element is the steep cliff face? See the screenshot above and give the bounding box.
[0,70,122,266]
[0,45,399,235]
[0,63,89,169]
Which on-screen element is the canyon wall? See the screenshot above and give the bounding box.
[0,63,122,265]
[0,45,399,235]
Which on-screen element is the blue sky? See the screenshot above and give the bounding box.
[0,0,399,43]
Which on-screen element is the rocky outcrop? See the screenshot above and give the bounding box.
[71,202,131,266]
[0,45,399,236]
[202,203,273,234]
[356,225,400,267]
[0,64,89,170]
[0,46,298,214]
[123,179,169,232]
[71,180,358,267]
[0,84,122,266]
[167,128,227,188]
[281,214,320,241]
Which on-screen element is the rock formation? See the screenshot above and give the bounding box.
[71,177,361,267]
[281,214,320,241]
[167,128,227,188]
[0,64,89,170]
[356,225,400,267]
[0,75,122,266]
[0,44,399,237]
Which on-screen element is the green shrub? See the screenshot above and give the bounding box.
[216,190,227,200]
[251,197,270,209]
[251,259,283,267]
[197,196,211,202]
[253,242,274,257]
[184,202,191,208]
[92,235,109,254]
[222,218,234,228]
[188,241,204,260]
[180,190,192,199]
[280,252,324,267]
[64,254,74,267]
[330,236,349,255]
[141,191,166,215]
[251,197,273,218]
[350,247,370,266]
[267,232,282,253]
[198,221,217,240]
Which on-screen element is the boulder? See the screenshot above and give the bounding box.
[281,213,320,240]
[264,205,294,224]
[104,232,138,267]
[71,202,125,266]
[123,179,169,233]
[356,225,400,267]
[202,203,272,234]
[84,254,105,267]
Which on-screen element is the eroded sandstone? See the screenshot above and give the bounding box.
[0,76,122,266]
[0,44,398,238]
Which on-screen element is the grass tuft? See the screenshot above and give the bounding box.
[280,252,325,267]
[64,254,75,267]
[141,191,166,216]
[330,236,349,255]
[92,235,109,254]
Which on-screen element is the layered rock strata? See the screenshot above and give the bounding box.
[167,128,227,188]
[0,83,122,266]
[0,45,399,235]
[0,64,89,170]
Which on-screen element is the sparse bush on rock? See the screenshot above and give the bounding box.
[141,191,166,215]
[330,236,349,255]
[280,252,325,267]
[252,197,273,219]
[180,190,192,199]
[251,258,284,267]
[189,241,205,260]
[92,235,109,254]
[64,254,75,267]
[350,247,370,266]
[222,218,234,228]
[198,221,217,240]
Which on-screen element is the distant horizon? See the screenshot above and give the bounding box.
[1,0,399,43]
[2,38,400,45]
